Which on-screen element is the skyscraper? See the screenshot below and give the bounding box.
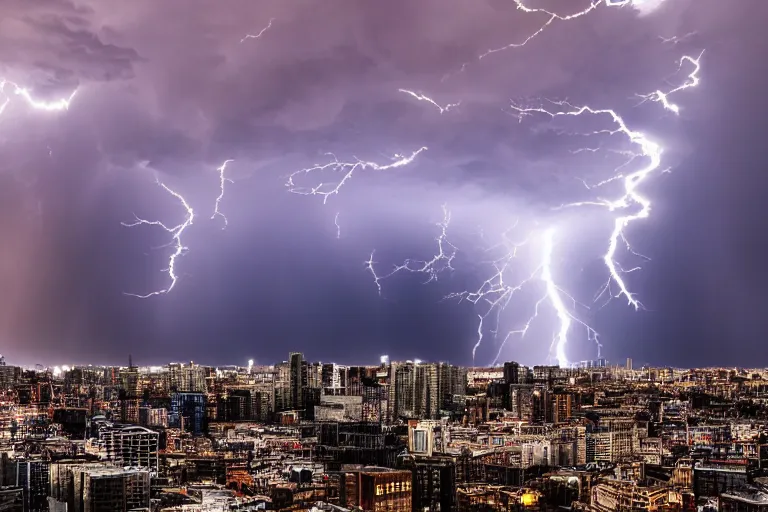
[289,352,306,410]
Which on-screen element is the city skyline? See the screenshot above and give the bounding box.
[2,1,768,369]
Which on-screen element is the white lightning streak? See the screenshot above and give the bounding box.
[447,0,650,73]
[334,212,341,239]
[365,251,385,296]
[541,229,570,367]
[123,180,195,298]
[286,147,427,204]
[510,99,663,310]
[0,79,77,115]
[211,159,234,228]
[240,18,275,44]
[398,89,460,114]
[366,205,457,294]
[636,51,704,114]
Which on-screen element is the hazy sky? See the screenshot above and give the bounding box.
[1,0,767,368]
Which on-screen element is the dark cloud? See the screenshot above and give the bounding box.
[0,0,766,368]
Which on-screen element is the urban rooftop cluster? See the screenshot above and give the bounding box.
[2,352,768,511]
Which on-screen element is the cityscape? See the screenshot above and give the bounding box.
[2,353,768,511]
[2,0,768,511]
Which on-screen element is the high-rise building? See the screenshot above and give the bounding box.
[15,460,49,512]
[503,361,520,385]
[70,466,150,512]
[509,385,535,422]
[553,393,573,424]
[289,352,306,410]
[97,425,159,469]
[169,392,207,435]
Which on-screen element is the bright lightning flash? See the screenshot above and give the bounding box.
[0,79,77,116]
[240,18,275,44]
[636,51,704,114]
[286,147,427,204]
[211,159,234,228]
[398,89,460,114]
[289,0,700,366]
[123,180,194,298]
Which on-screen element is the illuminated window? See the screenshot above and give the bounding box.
[376,484,383,496]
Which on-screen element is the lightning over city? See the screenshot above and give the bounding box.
[287,1,704,366]
[3,3,768,504]
[1,0,763,371]
[121,180,195,299]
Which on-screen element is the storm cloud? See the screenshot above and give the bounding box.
[1,0,766,368]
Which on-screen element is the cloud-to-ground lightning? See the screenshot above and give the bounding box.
[123,180,195,298]
[211,159,234,228]
[286,147,427,204]
[283,0,701,366]
[541,229,571,367]
[398,89,460,114]
[0,79,77,116]
[239,18,275,44]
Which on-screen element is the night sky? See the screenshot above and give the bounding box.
[2,0,768,368]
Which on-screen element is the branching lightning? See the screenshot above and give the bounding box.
[286,147,427,204]
[365,204,457,294]
[334,212,341,239]
[338,2,699,366]
[211,159,234,228]
[398,89,460,114]
[240,18,275,44]
[0,79,77,116]
[636,51,704,114]
[123,180,195,298]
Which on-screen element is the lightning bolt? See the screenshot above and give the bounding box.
[286,147,427,204]
[0,79,77,115]
[398,89,460,114]
[636,51,704,114]
[334,212,341,239]
[365,204,457,295]
[541,229,571,367]
[441,0,664,81]
[211,159,234,228]
[240,18,275,44]
[123,180,194,298]
[287,1,700,367]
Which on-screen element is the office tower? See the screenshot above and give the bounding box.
[415,363,439,419]
[289,352,306,410]
[15,460,49,512]
[394,362,416,419]
[553,393,573,423]
[71,466,150,512]
[98,425,159,469]
[170,392,206,435]
[437,363,466,411]
[626,358,633,370]
[167,362,207,393]
[503,361,520,385]
[509,385,535,421]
